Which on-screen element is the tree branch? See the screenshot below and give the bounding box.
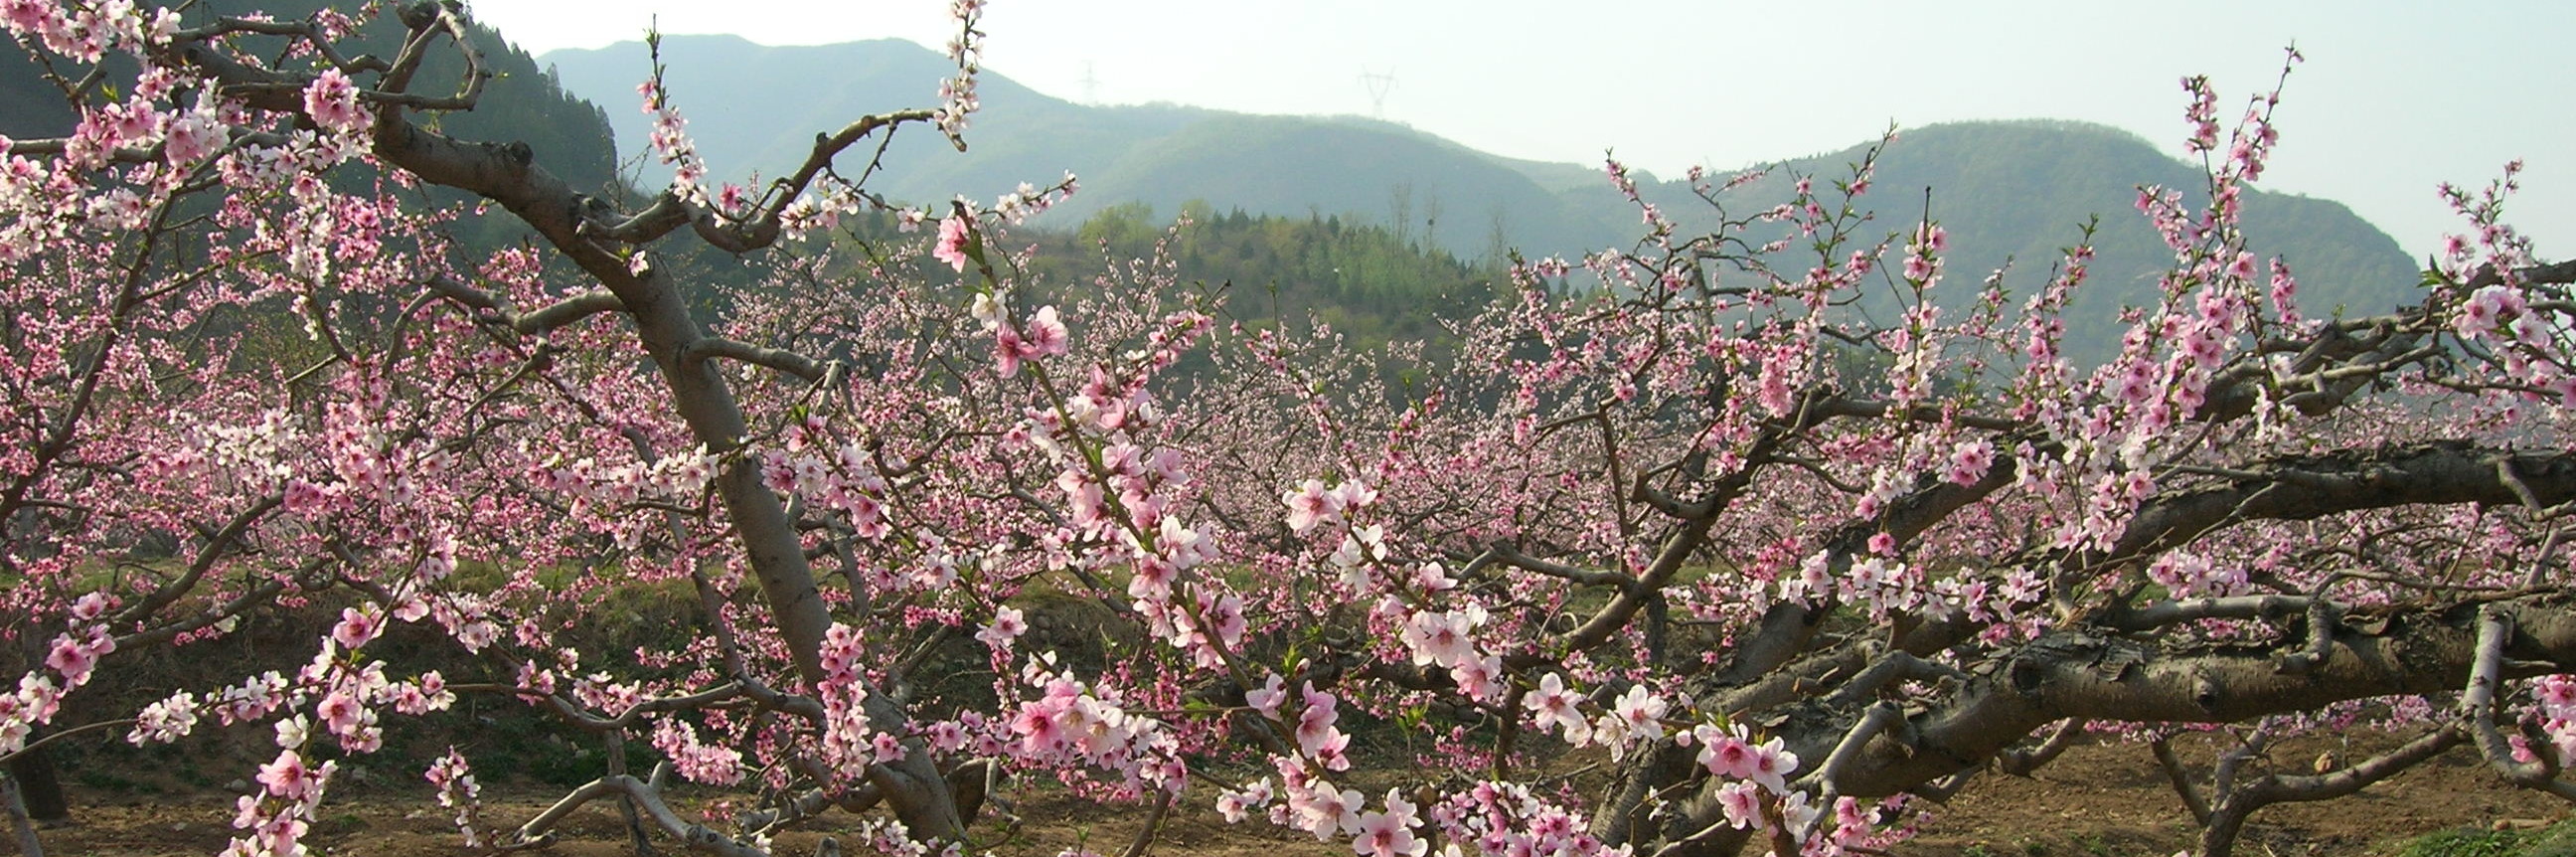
[681,337,828,383]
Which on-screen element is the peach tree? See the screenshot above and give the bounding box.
[0,4,2571,857]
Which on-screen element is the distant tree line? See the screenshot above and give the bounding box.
[1029,201,1504,350]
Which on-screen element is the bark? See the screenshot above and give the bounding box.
[2,750,65,823]
[4,771,42,857]
[8,626,68,824]
[1644,593,2576,856]
[1846,595,2575,795]
[2109,441,2576,561]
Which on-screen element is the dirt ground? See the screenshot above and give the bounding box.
[1905,730,2569,857]
[21,731,2570,857]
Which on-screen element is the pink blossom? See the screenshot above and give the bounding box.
[1716,779,1765,829]
[282,479,334,516]
[1292,784,1362,839]
[1450,654,1506,704]
[256,749,327,801]
[977,605,1027,649]
[1699,732,1757,779]
[1310,728,1352,771]
[1283,478,1343,534]
[1,0,57,35]
[1245,673,1287,719]
[1948,439,1996,486]
[69,592,113,621]
[274,714,310,749]
[1400,608,1479,669]
[1867,532,1897,556]
[1523,673,1591,745]
[1352,790,1427,857]
[2226,251,2258,281]
[1216,777,1272,823]
[1746,738,1800,790]
[995,325,1029,377]
[2536,675,2576,713]
[315,690,369,738]
[255,814,310,857]
[44,631,108,686]
[1331,479,1378,510]
[1295,682,1342,757]
[128,690,199,745]
[1902,253,1935,282]
[1603,684,1667,746]
[331,604,384,650]
[301,68,371,134]
[1024,305,1068,357]
[2456,284,2523,340]
[1012,703,1066,755]
[933,215,971,271]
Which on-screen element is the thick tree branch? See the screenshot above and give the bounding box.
[1784,593,2576,801]
[425,276,624,336]
[1995,718,2083,776]
[1486,542,1634,588]
[2110,441,2576,562]
[2104,594,2312,631]
[682,337,828,383]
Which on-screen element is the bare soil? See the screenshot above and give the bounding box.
[23,728,2569,857]
[1905,730,2567,857]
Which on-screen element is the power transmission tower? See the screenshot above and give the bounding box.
[1079,62,1099,103]
[1361,68,1396,118]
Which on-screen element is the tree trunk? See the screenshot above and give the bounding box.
[4,748,66,823]
[3,771,44,857]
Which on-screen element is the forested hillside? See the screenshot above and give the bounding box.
[3,0,620,255]
[4,0,617,196]
[1030,202,1498,347]
[542,39,2421,366]
[1597,120,2420,362]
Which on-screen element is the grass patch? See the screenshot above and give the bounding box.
[2400,819,2576,857]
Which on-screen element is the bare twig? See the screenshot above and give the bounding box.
[2150,737,2210,824]
[1996,719,2084,776]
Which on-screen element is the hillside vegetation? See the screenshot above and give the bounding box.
[541,40,2420,365]
[1606,120,2420,361]
[2,0,622,249]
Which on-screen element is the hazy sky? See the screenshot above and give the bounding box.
[467,1,2571,261]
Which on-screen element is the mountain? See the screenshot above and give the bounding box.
[540,35,1624,260]
[539,41,2416,360]
[1595,120,2419,360]
[10,17,2415,367]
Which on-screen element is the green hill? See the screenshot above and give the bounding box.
[537,40,2418,366]
[1600,120,2420,363]
[12,16,2414,369]
[4,1,617,196]
[2,1,623,240]
[539,36,1622,261]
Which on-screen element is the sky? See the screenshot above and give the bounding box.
[466,1,2572,261]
